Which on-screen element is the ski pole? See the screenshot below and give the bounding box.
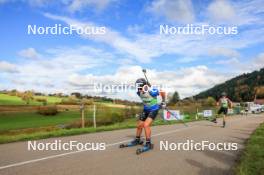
[142,69,151,86]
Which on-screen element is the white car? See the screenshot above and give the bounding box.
[261,105,264,112]
[251,105,262,114]
[245,102,262,114]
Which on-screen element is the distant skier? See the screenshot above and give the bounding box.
[211,92,233,128]
[129,78,166,150]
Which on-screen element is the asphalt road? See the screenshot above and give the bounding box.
[0,114,264,175]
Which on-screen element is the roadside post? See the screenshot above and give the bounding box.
[93,104,97,129]
[196,107,198,120]
[80,103,85,128]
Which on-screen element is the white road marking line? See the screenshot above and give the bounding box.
[0,125,195,170]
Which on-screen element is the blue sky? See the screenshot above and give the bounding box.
[0,0,264,100]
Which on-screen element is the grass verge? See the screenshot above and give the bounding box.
[235,122,264,175]
[0,118,196,144]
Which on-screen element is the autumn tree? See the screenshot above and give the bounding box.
[21,91,34,105]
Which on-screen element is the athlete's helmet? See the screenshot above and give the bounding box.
[135,78,147,88]
[221,92,227,96]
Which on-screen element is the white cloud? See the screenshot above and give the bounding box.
[250,53,264,70]
[2,46,115,93]
[219,52,264,74]
[147,0,195,23]
[0,61,18,73]
[215,57,239,65]
[68,65,229,99]
[207,0,264,25]
[2,47,260,100]
[208,47,240,58]
[127,24,144,34]
[68,65,143,86]
[0,0,116,13]
[152,66,228,97]
[207,0,236,23]
[44,13,155,63]
[67,0,115,13]
[44,13,264,66]
[18,48,41,59]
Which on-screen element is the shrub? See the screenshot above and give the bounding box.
[96,107,125,126]
[38,106,58,116]
[8,89,17,96]
[21,91,34,105]
[35,98,47,105]
[97,114,114,126]
[66,120,93,129]
[60,96,79,105]
[123,106,141,119]
[81,98,94,105]
[110,112,124,123]
[203,97,216,107]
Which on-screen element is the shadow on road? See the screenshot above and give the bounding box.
[227,136,247,144]
[185,149,238,175]
[202,150,236,164]
[186,159,233,175]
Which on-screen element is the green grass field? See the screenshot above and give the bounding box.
[0,106,130,132]
[0,94,63,105]
[0,111,80,132]
[235,122,264,175]
[34,95,64,104]
[0,94,30,105]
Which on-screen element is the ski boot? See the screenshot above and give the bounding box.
[119,138,143,148]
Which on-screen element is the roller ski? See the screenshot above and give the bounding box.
[136,142,154,155]
[211,118,217,123]
[119,138,143,148]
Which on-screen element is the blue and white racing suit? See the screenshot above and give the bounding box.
[137,87,160,121]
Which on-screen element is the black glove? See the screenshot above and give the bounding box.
[160,102,166,109]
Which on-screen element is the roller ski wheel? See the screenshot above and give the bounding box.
[136,144,154,155]
[119,140,143,148]
[119,144,126,148]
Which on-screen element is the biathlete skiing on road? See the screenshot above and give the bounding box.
[128,78,166,150]
[211,92,233,128]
